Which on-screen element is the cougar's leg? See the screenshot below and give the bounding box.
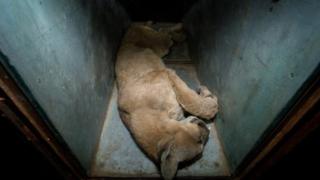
[167,69,218,120]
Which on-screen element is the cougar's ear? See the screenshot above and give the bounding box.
[158,138,178,180]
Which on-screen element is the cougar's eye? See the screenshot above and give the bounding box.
[190,118,207,129]
[190,117,200,123]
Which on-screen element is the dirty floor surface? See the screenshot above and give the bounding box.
[91,64,230,178]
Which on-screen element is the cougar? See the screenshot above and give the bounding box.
[115,22,218,180]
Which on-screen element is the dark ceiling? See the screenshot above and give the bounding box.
[117,0,198,22]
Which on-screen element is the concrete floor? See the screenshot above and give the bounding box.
[91,63,230,178]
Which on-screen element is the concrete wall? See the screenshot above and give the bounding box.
[184,0,320,172]
[0,0,128,171]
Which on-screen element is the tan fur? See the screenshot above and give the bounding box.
[115,23,218,179]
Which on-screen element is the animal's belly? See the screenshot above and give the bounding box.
[118,75,184,120]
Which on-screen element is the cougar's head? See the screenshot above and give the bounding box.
[157,116,209,180]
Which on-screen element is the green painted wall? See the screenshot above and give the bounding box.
[185,0,320,172]
[0,0,128,171]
